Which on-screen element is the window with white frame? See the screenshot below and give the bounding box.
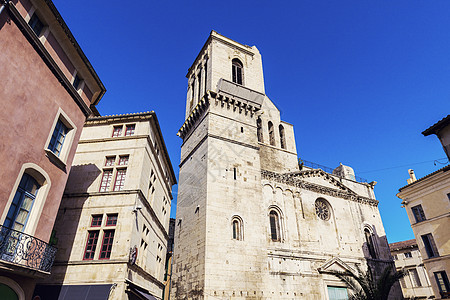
[45,109,76,166]
[99,155,129,192]
[111,124,136,137]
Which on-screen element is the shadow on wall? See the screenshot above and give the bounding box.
[65,164,102,194]
[362,229,404,300]
[34,164,101,289]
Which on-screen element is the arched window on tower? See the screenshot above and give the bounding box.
[231,216,243,241]
[279,124,286,149]
[268,121,275,146]
[364,228,377,259]
[257,117,263,143]
[269,210,281,242]
[232,59,243,85]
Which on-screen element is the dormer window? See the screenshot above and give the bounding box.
[29,13,44,36]
[232,59,243,85]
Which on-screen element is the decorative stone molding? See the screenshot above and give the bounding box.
[261,170,378,207]
[178,90,260,140]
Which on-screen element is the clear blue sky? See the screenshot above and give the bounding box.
[53,0,449,243]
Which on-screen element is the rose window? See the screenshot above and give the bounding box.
[315,199,330,221]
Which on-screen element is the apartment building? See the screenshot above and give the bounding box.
[390,239,434,299]
[397,115,450,299]
[34,112,176,299]
[0,1,104,299]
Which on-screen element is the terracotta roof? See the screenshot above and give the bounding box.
[86,111,153,121]
[398,165,450,191]
[389,239,417,251]
[422,115,450,136]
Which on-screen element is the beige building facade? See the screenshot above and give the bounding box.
[34,112,176,300]
[172,31,399,300]
[397,115,450,299]
[0,0,104,299]
[390,239,434,299]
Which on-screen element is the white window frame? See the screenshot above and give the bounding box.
[44,108,77,168]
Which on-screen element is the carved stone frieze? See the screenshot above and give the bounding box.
[261,169,378,207]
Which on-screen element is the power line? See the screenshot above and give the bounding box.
[358,158,448,174]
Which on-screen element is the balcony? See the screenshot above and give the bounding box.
[0,225,57,273]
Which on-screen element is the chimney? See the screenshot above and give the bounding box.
[407,169,417,184]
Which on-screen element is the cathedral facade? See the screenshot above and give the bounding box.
[172,31,397,299]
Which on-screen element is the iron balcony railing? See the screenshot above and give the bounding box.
[299,159,368,183]
[0,225,57,272]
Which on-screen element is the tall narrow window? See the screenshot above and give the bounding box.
[99,230,115,259]
[83,231,99,260]
[99,170,113,192]
[434,271,450,297]
[409,269,422,287]
[73,75,81,90]
[232,220,240,239]
[3,174,40,232]
[48,120,68,157]
[268,121,275,146]
[28,13,44,36]
[113,169,127,191]
[269,210,281,242]
[232,59,243,85]
[125,124,135,136]
[279,125,286,149]
[257,118,263,142]
[422,233,439,258]
[232,217,243,241]
[204,60,208,94]
[197,71,202,102]
[411,205,426,223]
[192,77,196,107]
[364,228,377,259]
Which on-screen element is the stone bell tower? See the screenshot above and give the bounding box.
[172,31,397,300]
[172,31,294,299]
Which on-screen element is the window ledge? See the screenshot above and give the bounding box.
[45,149,67,170]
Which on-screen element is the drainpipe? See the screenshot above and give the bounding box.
[0,1,10,15]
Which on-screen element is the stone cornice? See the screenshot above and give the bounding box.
[178,90,261,140]
[261,170,378,206]
[178,94,210,140]
[84,111,153,126]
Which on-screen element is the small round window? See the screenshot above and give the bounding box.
[315,199,331,221]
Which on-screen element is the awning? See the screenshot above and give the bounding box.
[126,280,160,300]
[131,288,158,300]
[34,284,112,300]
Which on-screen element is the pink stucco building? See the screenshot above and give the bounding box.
[0,0,105,299]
